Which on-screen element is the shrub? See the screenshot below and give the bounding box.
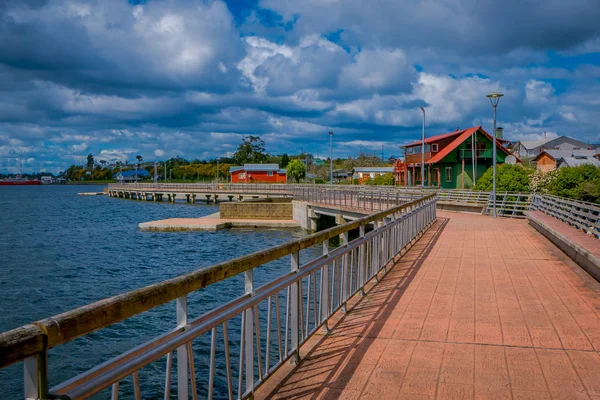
[473,164,533,192]
[546,164,600,203]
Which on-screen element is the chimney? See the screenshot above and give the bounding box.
[544,131,547,139]
[495,127,504,139]
[456,127,459,131]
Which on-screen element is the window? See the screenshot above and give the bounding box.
[267,171,273,176]
[238,172,246,179]
[445,167,453,183]
[432,144,439,152]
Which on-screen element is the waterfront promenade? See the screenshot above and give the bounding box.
[263,211,600,400]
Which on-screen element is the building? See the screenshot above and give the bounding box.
[229,164,287,183]
[113,169,151,182]
[557,156,600,169]
[352,167,394,184]
[332,169,352,182]
[396,126,516,189]
[533,149,598,173]
[510,136,589,159]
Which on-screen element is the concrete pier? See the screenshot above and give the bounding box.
[139,212,300,232]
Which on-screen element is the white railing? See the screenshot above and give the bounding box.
[0,194,437,399]
[531,194,600,239]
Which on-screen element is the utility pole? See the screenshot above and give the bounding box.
[216,158,219,183]
[419,107,426,187]
[164,161,167,183]
[154,161,157,183]
[328,131,334,185]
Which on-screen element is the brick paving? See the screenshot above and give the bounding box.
[266,211,600,400]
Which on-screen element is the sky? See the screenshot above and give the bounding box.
[0,0,599,173]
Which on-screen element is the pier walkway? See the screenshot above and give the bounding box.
[264,211,600,400]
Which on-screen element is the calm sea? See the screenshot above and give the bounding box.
[0,185,317,398]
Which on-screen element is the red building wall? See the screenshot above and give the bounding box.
[231,170,287,183]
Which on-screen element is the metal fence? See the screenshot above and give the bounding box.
[0,194,437,400]
[531,194,600,239]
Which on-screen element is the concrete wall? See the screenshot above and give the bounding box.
[220,202,293,220]
[292,200,310,230]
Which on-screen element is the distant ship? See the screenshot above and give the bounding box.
[0,177,42,186]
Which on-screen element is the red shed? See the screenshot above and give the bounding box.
[229,164,287,183]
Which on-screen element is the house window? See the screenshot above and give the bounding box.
[445,167,452,183]
[432,144,439,152]
[238,172,246,179]
[267,171,273,176]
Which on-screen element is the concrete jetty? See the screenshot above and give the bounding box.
[139,212,300,232]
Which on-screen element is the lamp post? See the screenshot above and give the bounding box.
[328,131,333,185]
[216,157,219,184]
[419,106,426,187]
[486,92,504,218]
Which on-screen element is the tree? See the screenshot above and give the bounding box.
[374,173,395,185]
[546,165,600,203]
[280,153,290,168]
[473,164,533,192]
[233,136,268,165]
[287,159,306,183]
[86,154,94,170]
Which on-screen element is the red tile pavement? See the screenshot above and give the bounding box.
[263,211,600,400]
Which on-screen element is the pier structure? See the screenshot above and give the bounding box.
[1,186,599,400]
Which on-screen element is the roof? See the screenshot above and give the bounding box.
[557,157,600,167]
[533,149,598,161]
[115,169,150,178]
[515,135,590,151]
[353,167,394,173]
[403,129,466,147]
[516,138,554,150]
[422,126,516,165]
[229,163,280,173]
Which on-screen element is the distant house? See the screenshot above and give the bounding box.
[114,169,150,182]
[230,164,287,183]
[533,149,598,173]
[511,136,589,159]
[313,158,326,166]
[332,169,352,182]
[557,157,600,169]
[352,167,394,184]
[396,126,516,188]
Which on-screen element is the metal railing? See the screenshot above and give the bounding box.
[531,194,600,239]
[0,194,437,399]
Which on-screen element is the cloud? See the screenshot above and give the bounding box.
[0,0,598,174]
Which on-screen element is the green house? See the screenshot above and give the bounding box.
[398,126,515,189]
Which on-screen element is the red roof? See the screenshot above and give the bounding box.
[403,129,467,147]
[425,126,517,164]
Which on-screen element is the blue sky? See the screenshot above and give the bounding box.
[0,0,599,173]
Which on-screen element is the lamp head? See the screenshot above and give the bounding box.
[328,131,333,136]
[486,92,504,107]
[419,106,425,113]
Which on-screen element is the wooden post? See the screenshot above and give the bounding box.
[462,159,465,189]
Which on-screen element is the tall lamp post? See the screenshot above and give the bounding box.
[328,131,333,185]
[419,106,426,187]
[486,92,504,218]
[216,157,220,184]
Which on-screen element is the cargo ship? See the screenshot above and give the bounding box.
[0,177,42,185]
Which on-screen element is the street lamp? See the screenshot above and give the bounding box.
[486,92,504,218]
[419,107,426,187]
[328,131,333,185]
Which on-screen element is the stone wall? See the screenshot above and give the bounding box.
[220,202,293,220]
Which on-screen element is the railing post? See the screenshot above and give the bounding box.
[341,231,349,311]
[24,349,48,400]
[321,241,330,331]
[290,252,300,365]
[359,225,366,295]
[244,270,254,393]
[176,296,189,400]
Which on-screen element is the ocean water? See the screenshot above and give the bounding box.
[0,185,318,398]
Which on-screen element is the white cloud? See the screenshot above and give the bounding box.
[154,149,165,157]
[525,80,555,105]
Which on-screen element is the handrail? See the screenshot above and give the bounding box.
[0,193,437,369]
[531,194,600,238]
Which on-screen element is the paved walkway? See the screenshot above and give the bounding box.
[266,211,600,400]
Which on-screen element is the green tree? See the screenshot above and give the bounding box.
[374,173,395,185]
[233,136,268,165]
[474,164,533,192]
[287,159,306,183]
[86,154,94,170]
[546,165,600,203]
[280,153,290,168]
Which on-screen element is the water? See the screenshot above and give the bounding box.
[0,185,316,398]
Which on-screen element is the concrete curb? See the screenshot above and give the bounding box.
[527,212,600,281]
